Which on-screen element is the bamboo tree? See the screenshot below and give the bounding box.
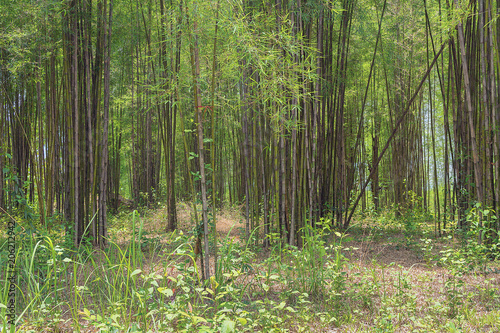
[189,5,210,278]
[454,0,483,208]
[210,0,220,273]
[426,14,441,236]
[97,0,112,247]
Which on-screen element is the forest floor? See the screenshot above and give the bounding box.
[107,204,500,332]
[337,222,500,332]
[6,204,500,332]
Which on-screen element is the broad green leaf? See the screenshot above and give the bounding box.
[81,308,91,317]
[130,269,142,277]
[158,287,174,297]
[192,315,207,324]
[274,301,285,310]
[221,320,235,333]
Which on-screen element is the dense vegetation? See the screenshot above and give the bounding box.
[1,205,500,332]
[1,0,500,331]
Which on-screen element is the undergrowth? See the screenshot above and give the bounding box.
[0,206,499,332]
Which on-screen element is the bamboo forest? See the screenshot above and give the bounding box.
[1,0,500,331]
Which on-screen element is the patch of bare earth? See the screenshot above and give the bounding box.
[107,203,244,245]
[168,202,244,239]
[112,204,245,279]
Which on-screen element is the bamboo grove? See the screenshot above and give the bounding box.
[1,0,500,254]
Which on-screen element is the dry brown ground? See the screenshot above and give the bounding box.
[110,202,244,242]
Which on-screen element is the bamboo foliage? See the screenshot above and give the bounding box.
[2,0,500,251]
[0,0,113,246]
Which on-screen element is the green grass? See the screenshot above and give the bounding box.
[0,207,499,332]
